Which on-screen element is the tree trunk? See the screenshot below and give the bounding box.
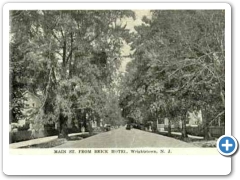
[69,32,73,78]
[88,121,93,135]
[220,90,225,107]
[62,40,67,76]
[204,123,210,140]
[58,110,69,139]
[181,116,187,138]
[168,118,171,136]
[202,107,211,140]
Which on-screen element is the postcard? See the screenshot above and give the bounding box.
[3,2,232,175]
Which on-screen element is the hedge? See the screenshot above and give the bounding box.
[9,129,58,143]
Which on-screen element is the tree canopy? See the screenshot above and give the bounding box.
[10,10,225,140]
[119,10,225,138]
[10,10,135,137]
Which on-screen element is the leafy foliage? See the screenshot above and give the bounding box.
[10,10,225,140]
[120,10,225,138]
[10,10,134,137]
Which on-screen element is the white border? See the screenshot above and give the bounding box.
[3,3,231,175]
[2,2,232,10]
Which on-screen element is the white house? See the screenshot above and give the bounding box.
[187,110,203,126]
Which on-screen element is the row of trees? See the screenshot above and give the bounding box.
[10,10,226,139]
[10,10,134,137]
[119,10,225,139]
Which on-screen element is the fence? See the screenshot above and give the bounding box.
[209,126,225,138]
[162,125,225,138]
[186,126,224,138]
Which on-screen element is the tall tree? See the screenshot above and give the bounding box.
[120,10,225,139]
[10,10,135,138]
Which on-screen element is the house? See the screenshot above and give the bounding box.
[18,91,42,130]
[22,91,42,116]
[164,117,181,129]
[187,110,203,126]
[10,91,44,133]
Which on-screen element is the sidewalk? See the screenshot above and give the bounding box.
[160,131,204,140]
[9,132,89,149]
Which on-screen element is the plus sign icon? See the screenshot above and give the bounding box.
[217,135,238,156]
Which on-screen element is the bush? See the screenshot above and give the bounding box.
[10,131,32,143]
[186,126,204,137]
[44,129,58,136]
[163,126,181,132]
[17,123,30,131]
[9,128,59,143]
[67,126,81,134]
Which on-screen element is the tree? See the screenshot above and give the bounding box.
[10,10,135,138]
[120,10,225,139]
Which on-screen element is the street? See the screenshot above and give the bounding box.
[56,127,196,148]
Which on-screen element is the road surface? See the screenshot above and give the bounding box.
[55,127,196,148]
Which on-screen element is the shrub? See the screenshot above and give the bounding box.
[9,128,58,143]
[10,131,32,143]
[17,123,30,131]
[186,126,204,137]
[67,126,81,134]
[44,129,58,136]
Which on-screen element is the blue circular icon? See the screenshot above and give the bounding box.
[217,135,238,156]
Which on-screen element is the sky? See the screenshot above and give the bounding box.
[118,10,152,73]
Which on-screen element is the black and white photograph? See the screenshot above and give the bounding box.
[2,2,234,176]
[8,8,226,150]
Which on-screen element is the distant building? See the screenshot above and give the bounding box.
[22,91,42,116]
[157,124,165,132]
[10,91,43,132]
[17,91,42,130]
[164,118,178,129]
[187,110,203,126]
